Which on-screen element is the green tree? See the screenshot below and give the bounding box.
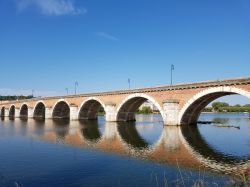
[0,95,33,101]
[138,106,152,114]
[234,104,241,107]
[212,102,229,111]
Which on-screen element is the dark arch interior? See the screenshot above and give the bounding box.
[117,97,149,122]
[34,102,45,119]
[9,105,15,118]
[181,92,236,125]
[20,104,28,119]
[78,100,104,120]
[52,101,70,119]
[1,107,5,117]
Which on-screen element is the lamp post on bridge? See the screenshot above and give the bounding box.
[171,64,174,85]
[128,78,131,89]
[75,81,78,95]
[32,89,35,98]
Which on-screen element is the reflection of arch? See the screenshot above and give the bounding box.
[9,105,15,118]
[52,99,70,119]
[181,124,250,171]
[78,98,106,120]
[117,122,148,148]
[0,106,5,117]
[32,119,46,136]
[79,120,102,141]
[33,101,46,119]
[20,104,28,119]
[179,87,250,125]
[116,93,164,122]
[53,119,70,141]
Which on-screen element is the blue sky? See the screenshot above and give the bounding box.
[0,0,249,104]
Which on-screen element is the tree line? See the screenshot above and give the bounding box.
[138,102,250,114]
[203,102,250,112]
[0,95,34,101]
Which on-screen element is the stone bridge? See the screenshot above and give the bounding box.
[0,77,249,125]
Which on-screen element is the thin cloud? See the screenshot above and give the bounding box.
[96,32,119,41]
[16,0,87,16]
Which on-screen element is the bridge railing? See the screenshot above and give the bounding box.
[0,77,249,106]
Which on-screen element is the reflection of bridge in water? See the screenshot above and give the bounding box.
[3,119,249,177]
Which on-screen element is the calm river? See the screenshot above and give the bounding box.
[0,113,249,186]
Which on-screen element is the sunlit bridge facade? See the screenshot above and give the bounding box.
[0,77,249,126]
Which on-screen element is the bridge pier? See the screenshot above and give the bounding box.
[45,107,53,119]
[70,105,78,120]
[105,103,117,122]
[4,108,9,117]
[163,99,180,126]
[28,107,34,118]
[15,108,20,118]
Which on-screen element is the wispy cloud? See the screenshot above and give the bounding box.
[16,0,87,16]
[96,32,119,41]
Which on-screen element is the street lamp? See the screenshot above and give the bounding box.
[32,89,35,97]
[171,64,174,85]
[128,78,131,89]
[75,81,78,95]
[65,88,69,95]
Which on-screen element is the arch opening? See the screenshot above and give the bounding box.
[117,95,162,122]
[33,102,45,119]
[52,101,70,119]
[78,99,105,120]
[20,104,28,119]
[9,105,15,119]
[180,88,250,125]
[117,97,148,121]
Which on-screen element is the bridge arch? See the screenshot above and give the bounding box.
[179,86,250,125]
[116,93,165,122]
[20,103,28,119]
[78,97,106,120]
[33,101,46,119]
[9,105,15,118]
[52,99,70,119]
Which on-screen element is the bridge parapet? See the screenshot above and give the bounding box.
[1,77,250,106]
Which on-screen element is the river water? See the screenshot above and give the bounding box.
[0,113,249,186]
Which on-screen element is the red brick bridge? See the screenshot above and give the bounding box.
[0,77,249,125]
